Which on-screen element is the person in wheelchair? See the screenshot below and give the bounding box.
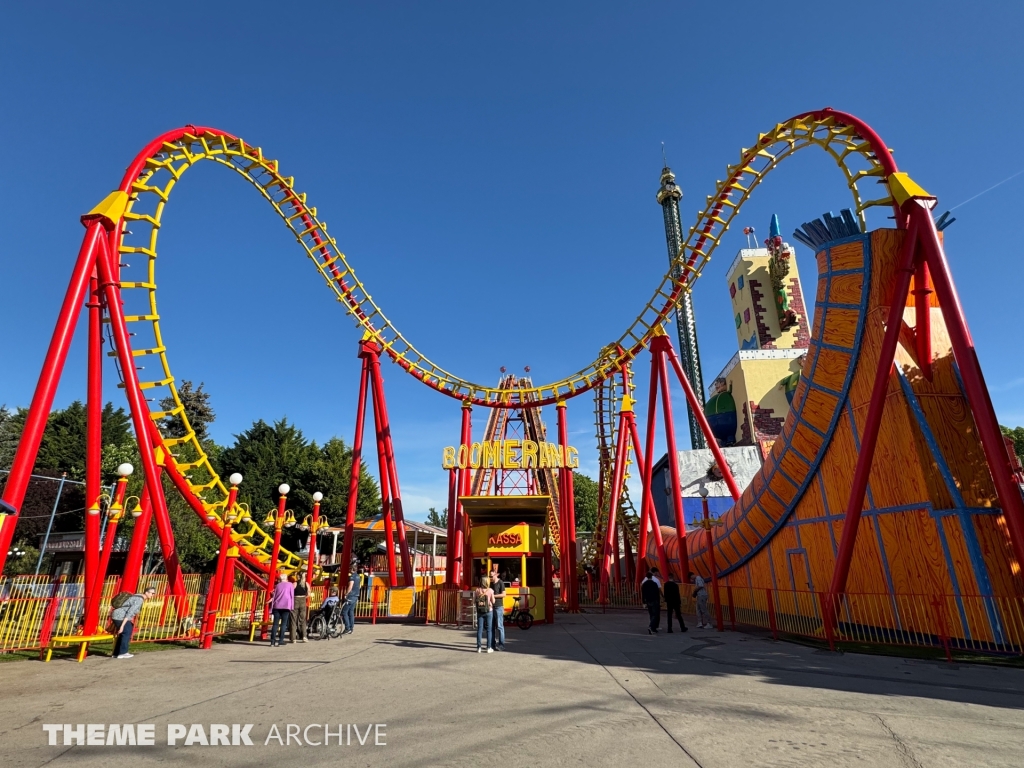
[320,587,340,622]
[310,587,341,639]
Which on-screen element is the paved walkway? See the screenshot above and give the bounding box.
[2,612,1022,767]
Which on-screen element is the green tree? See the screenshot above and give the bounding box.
[425,506,448,528]
[1001,425,1024,465]
[2,540,40,576]
[159,380,216,442]
[0,404,18,468]
[0,402,135,547]
[573,472,599,533]
[218,420,381,553]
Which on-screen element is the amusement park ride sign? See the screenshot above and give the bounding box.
[441,440,579,470]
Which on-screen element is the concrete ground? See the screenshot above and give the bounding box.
[1,612,1022,767]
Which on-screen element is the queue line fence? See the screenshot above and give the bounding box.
[576,580,1024,658]
[1,572,430,659]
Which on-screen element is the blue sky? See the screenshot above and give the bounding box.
[2,2,1022,521]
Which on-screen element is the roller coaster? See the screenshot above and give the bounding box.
[1,108,1023,650]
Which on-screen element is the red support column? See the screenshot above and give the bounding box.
[444,468,458,585]
[222,554,237,598]
[654,337,688,581]
[120,485,152,593]
[202,479,240,649]
[918,207,1024,573]
[637,357,660,584]
[306,495,322,585]
[557,403,579,612]
[262,490,288,630]
[663,336,742,501]
[83,272,104,637]
[88,472,131,629]
[827,218,920,602]
[368,350,414,587]
[371,387,398,588]
[626,415,672,582]
[340,350,371,590]
[0,222,106,569]
[454,403,472,587]
[556,402,576,609]
[913,260,933,379]
[600,408,630,602]
[96,237,186,600]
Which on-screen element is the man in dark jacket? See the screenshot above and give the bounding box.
[640,570,661,634]
[663,575,687,633]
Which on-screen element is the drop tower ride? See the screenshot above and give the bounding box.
[657,165,706,449]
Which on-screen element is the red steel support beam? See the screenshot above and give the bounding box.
[120,485,152,593]
[83,272,104,636]
[626,414,673,582]
[917,207,1024,572]
[663,336,741,501]
[455,403,472,587]
[0,222,106,570]
[556,402,578,609]
[369,351,414,587]
[202,481,240,649]
[340,350,371,590]
[263,492,287,629]
[828,216,920,601]
[306,497,321,586]
[371,375,398,588]
[444,468,458,585]
[913,260,933,379]
[655,337,689,580]
[600,410,630,601]
[96,235,186,599]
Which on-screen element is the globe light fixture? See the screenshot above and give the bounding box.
[117,463,134,477]
[312,491,324,503]
[229,473,243,486]
[278,483,290,496]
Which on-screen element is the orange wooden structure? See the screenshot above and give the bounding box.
[651,228,1023,648]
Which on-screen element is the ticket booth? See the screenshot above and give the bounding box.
[462,495,552,623]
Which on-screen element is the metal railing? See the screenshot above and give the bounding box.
[575,580,1024,659]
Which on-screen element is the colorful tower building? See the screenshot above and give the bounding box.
[704,215,811,454]
[657,165,706,449]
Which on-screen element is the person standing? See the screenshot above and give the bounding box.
[110,586,156,659]
[475,576,494,653]
[290,572,310,643]
[340,561,359,636]
[489,564,506,651]
[691,571,712,629]
[663,575,687,633]
[269,572,294,647]
[640,570,661,634]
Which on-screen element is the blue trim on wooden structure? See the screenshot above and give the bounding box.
[696,233,872,574]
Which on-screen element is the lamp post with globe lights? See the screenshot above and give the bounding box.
[201,473,243,648]
[696,485,724,632]
[85,463,134,632]
[262,483,294,630]
[304,491,325,584]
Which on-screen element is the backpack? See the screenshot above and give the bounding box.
[474,590,490,613]
[110,591,134,610]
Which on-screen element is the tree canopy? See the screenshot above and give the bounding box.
[1001,425,1024,466]
[573,472,599,533]
[1,396,382,574]
[160,380,216,442]
[217,418,381,553]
